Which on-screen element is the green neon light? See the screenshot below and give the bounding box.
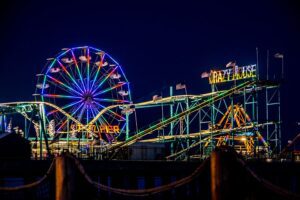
[71,49,86,91]
[92,66,119,94]
[116,81,255,148]
[57,60,84,94]
[90,53,106,91]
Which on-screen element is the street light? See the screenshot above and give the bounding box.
[274,53,284,79]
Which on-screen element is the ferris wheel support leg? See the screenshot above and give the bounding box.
[39,118,43,160]
[0,115,3,132]
[24,117,28,138]
[39,103,51,159]
[126,112,130,140]
[67,119,70,150]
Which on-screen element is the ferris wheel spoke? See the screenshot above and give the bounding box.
[56,119,68,132]
[90,110,103,129]
[93,81,127,96]
[90,53,106,91]
[55,106,77,132]
[94,101,125,121]
[56,102,85,132]
[120,123,126,134]
[47,100,83,116]
[86,106,90,125]
[75,102,87,122]
[89,108,102,137]
[69,102,85,118]
[90,107,106,127]
[94,98,129,103]
[71,49,87,92]
[57,60,84,94]
[87,47,90,91]
[91,66,119,94]
[47,75,83,96]
[47,79,79,97]
[93,106,111,125]
[59,72,79,93]
[42,94,81,99]
[92,106,110,125]
[90,108,99,123]
[55,103,83,132]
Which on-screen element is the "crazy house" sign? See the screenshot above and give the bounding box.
[209,64,256,84]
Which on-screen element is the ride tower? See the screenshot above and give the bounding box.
[198,62,281,158]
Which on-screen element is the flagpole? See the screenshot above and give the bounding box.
[267,50,269,80]
[160,92,165,138]
[256,47,259,80]
[274,53,284,80]
[184,85,190,150]
[282,55,284,80]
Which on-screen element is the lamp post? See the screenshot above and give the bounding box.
[274,53,284,79]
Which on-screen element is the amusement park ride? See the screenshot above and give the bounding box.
[0,46,281,160]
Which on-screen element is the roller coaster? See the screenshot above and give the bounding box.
[0,46,281,160]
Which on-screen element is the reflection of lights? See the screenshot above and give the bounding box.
[36,83,50,89]
[241,137,247,141]
[61,57,74,64]
[266,158,272,163]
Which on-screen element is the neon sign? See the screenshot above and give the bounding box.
[70,124,120,134]
[209,64,256,84]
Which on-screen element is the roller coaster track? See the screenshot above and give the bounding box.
[0,81,257,151]
[139,122,274,143]
[164,122,271,160]
[87,93,222,126]
[0,101,98,137]
[109,80,256,150]
[86,93,223,128]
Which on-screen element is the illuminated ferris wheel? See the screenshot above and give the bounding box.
[35,46,131,143]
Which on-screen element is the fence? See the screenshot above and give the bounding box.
[1,147,300,200]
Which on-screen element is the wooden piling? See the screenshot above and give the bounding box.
[211,150,221,200]
[55,155,75,200]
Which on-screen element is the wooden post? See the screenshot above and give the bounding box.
[56,155,75,200]
[210,150,221,200]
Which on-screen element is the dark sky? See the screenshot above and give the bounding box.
[0,0,300,141]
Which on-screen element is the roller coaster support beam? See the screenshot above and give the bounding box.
[170,86,174,154]
[186,94,190,149]
[112,81,255,150]
[126,112,130,140]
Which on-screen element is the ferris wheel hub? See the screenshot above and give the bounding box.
[82,92,94,105]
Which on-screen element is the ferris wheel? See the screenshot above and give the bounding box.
[35,46,131,143]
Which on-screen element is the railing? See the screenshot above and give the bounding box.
[1,147,300,200]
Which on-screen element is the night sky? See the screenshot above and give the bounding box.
[0,0,300,142]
